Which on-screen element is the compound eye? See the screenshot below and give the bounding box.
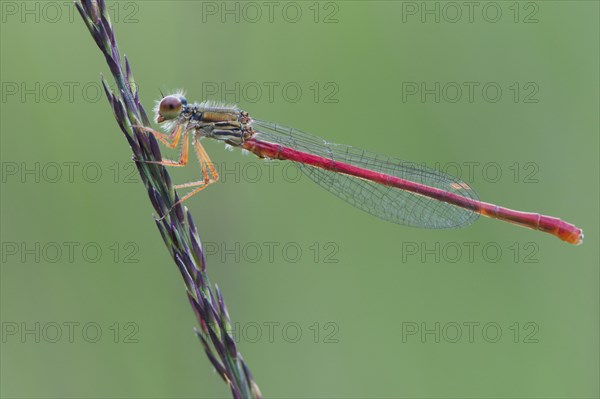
[158,95,183,121]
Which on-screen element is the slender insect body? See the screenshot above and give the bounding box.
[142,93,583,244]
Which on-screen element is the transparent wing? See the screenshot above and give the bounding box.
[252,119,479,229]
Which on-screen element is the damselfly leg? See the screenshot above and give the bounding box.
[134,125,219,220]
[140,124,183,149]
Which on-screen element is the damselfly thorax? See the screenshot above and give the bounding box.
[136,93,583,244]
[164,99,255,146]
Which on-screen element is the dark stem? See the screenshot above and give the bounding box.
[75,1,262,397]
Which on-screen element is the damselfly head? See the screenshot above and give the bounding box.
[155,94,187,123]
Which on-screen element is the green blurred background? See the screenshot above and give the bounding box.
[1,1,598,397]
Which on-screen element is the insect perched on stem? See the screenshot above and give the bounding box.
[136,93,583,245]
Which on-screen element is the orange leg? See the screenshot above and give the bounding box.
[143,128,191,167]
[194,137,220,182]
[156,137,219,220]
[171,137,219,204]
[135,124,183,149]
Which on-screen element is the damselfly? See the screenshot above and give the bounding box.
[136,93,583,245]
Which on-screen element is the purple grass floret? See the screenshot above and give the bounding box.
[147,129,163,161]
[75,1,262,397]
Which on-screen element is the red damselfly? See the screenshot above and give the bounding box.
[136,93,583,245]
